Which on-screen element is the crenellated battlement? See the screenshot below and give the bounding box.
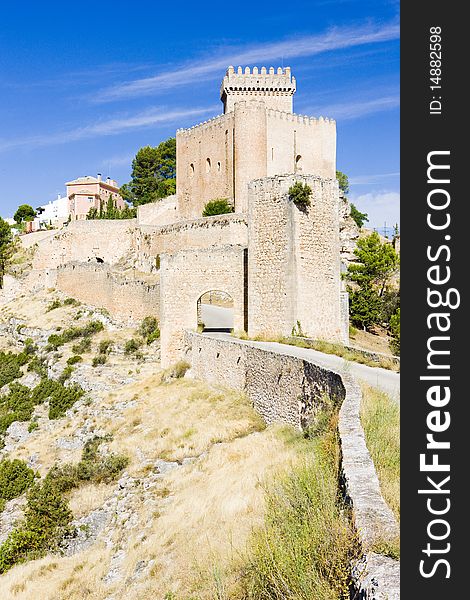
[221,65,296,113]
[176,112,230,138]
[265,107,335,125]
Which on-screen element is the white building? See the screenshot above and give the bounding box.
[36,194,70,228]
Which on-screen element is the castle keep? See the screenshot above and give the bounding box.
[22,67,348,366]
[176,66,336,217]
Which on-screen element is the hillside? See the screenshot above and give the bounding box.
[0,288,307,599]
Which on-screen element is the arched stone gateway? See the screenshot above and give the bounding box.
[197,290,234,332]
[159,245,247,368]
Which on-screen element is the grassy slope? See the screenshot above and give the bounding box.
[360,384,400,522]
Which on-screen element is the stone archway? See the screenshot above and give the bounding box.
[197,290,234,332]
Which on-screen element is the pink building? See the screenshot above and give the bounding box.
[66,174,125,220]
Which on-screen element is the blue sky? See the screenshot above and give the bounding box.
[0,0,399,228]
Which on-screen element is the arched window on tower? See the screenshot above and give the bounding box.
[206,158,211,173]
[295,154,303,172]
[189,163,195,176]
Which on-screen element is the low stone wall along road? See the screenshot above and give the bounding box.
[208,333,400,402]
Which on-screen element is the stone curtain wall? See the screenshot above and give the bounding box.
[185,332,344,428]
[138,213,248,259]
[247,174,345,343]
[160,246,246,367]
[33,220,137,271]
[265,111,336,180]
[176,113,235,219]
[136,195,178,226]
[56,262,160,321]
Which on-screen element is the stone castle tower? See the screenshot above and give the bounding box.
[176,66,336,218]
[220,65,296,113]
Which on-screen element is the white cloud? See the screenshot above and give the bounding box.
[349,172,400,185]
[94,21,399,102]
[0,105,218,152]
[307,95,399,121]
[350,191,400,228]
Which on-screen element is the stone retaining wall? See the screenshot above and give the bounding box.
[184,331,400,598]
[56,262,160,321]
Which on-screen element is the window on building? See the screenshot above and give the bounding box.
[295,154,303,172]
[189,163,195,176]
[217,161,221,171]
[206,158,211,173]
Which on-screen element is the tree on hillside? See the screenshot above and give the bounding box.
[347,231,399,297]
[336,170,350,195]
[122,138,176,207]
[346,231,399,330]
[0,218,13,289]
[13,204,36,224]
[389,308,400,355]
[350,203,369,228]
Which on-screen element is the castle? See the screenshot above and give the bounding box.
[20,66,348,366]
[177,66,335,218]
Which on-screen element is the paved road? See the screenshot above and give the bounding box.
[200,304,234,329]
[207,333,400,401]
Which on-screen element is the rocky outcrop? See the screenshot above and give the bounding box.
[339,191,360,268]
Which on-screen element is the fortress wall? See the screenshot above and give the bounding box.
[138,213,248,259]
[56,262,160,321]
[33,219,137,271]
[248,174,345,343]
[184,331,344,429]
[160,246,246,367]
[176,113,235,219]
[266,111,336,179]
[137,195,178,226]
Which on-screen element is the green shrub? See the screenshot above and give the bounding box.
[0,351,29,388]
[92,354,107,367]
[202,198,234,217]
[0,378,85,433]
[63,297,80,306]
[46,299,62,312]
[27,355,47,378]
[0,476,72,574]
[48,384,84,420]
[48,437,128,490]
[288,181,312,209]
[98,340,113,355]
[291,320,305,337]
[124,338,142,354]
[389,308,400,356]
[58,365,74,384]
[0,459,36,504]
[139,317,160,344]
[0,383,35,432]
[28,421,39,433]
[0,434,128,573]
[67,355,82,366]
[146,329,160,345]
[72,338,92,354]
[46,321,104,350]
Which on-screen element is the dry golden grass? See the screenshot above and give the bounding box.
[108,377,266,470]
[360,383,400,522]
[0,292,328,598]
[68,483,115,518]
[0,422,301,600]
